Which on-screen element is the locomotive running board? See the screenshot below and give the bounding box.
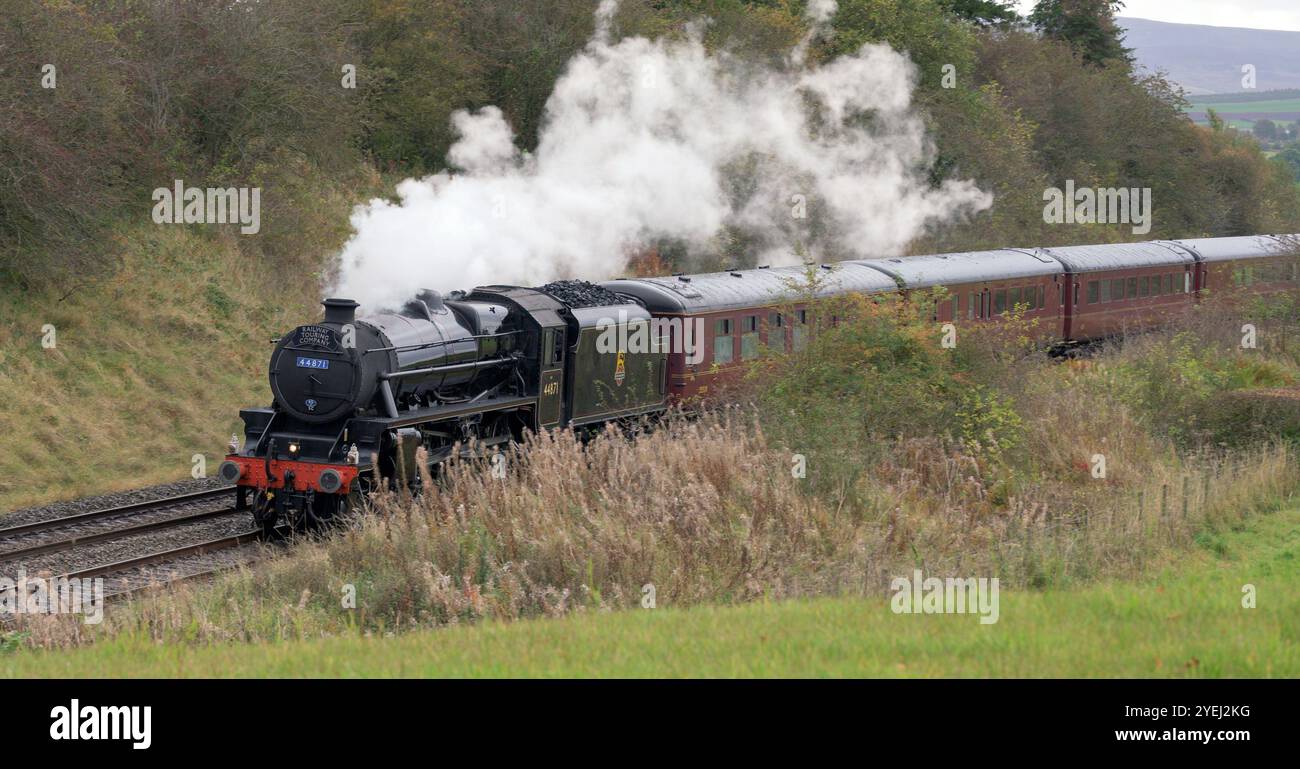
[362,394,537,430]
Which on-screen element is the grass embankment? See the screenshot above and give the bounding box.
[0,228,312,511]
[7,501,1297,678]
[0,170,378,512]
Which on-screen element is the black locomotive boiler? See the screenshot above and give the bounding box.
[220,283,669,533]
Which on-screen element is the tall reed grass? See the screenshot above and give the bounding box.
[11,409,1297,650]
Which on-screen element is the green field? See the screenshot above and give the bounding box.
[1186,96,1300,130]
[1188,98,1300,114]
[6,503,1297,678]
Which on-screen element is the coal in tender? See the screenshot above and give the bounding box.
[534,280,632,308]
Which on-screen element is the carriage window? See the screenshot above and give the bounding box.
[1126,278,1138,298]
[968,293,977,320]
[1008,287,1021,310]
[1110,279,1124,301]
[793,310,809,351]
[994,290,1007,315]
[1150,276,1162,296]
[766,313,784,350]
[1100,280,1110,302]
[1087,281,1100,304]
[951,296,959,319]
[714,319,734,364]
[1139,276,1149,297]
[741,316,760,360]
[1038,286,1045,309]
[1074,283,1080,306]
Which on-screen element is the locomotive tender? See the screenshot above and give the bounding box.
[222,234,1298,532]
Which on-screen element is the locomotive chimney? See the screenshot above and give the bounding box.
[322,298,360,325]
[415,289,446,313]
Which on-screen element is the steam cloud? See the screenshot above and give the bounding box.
[333,0,991,311]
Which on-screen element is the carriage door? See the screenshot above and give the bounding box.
[1059,274,1075,340]
[538,327,565,428]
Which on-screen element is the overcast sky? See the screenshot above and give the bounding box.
[1014,0,1300,32]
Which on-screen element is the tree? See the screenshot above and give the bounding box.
[1276,144,1300,183]
[1029,0,1132,68]
[939,0,1020,26]
[0,0,134,283]
[1253,119,1279,142]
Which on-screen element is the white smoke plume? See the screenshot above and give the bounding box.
[792,0,838,63]
[806,0,839,23]
[332,0,990,311]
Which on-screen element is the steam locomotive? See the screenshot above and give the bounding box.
[221,234,1298,533]
[219,282,667,533]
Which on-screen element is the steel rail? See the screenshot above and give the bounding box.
[0,487,235,540]
[0,505,242,562]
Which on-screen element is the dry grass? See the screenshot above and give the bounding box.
[10,407,1296,650]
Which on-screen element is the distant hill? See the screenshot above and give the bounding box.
[1118,17,1300,95]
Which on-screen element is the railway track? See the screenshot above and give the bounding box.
[0,486,236,545]
[0,486,268,612]
[66,529,268,601]
[0,504,241,562]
